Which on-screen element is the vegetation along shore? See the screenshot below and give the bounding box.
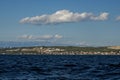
[0,46,120,55]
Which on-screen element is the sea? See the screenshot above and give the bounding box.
[0,55,120,80]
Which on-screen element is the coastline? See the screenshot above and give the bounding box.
[0,46,120,55]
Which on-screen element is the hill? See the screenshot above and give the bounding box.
[107,46,120,50]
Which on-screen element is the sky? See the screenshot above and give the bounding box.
[0,0,120,46]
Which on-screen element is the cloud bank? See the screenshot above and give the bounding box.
[20,10,109,25]
[19,34,63,40]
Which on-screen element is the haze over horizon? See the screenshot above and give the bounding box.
[0,0,120,46]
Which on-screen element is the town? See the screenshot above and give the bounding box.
[0,46,120,55]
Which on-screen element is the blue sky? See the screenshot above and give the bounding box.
[0,0,120,46]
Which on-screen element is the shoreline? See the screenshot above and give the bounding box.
[0,46,120,55]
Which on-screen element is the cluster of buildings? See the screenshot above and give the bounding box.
[1,46,120,55]
[5,47,65,54]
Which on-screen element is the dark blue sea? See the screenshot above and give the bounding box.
[0,55,120,80]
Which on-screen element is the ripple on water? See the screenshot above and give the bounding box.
[0,55,120,79]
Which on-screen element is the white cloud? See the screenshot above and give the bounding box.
[35,35,53,40]
[20,10,109,25]
[19,34,63,40]
[90,12,109,21]
[116,16,120,21]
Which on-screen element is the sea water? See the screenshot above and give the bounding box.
[0,55,120,80]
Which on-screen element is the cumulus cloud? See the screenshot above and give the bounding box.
[35,35,53,40]
[20,10,109,25]
[116,16,120,21]
[90,12,109,21]
[19,34,63,40]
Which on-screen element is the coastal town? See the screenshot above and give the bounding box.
[0,46,120,55]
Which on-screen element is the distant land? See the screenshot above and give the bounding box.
[107,46,120,50]
[0,46,120,55]
[0,41,86,48]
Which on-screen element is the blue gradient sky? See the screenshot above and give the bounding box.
[0,0,120,46]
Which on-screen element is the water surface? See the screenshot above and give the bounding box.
[0,55,120,80]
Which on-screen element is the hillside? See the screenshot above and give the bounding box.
[0,46,120,55]
[107,46,120,50]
